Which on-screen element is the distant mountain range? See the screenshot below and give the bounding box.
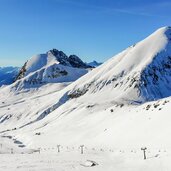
[0,67,19,86]
[87,60,102,67]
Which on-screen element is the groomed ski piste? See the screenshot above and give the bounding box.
[1,27,171,170]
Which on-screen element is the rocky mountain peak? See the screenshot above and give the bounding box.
[47,49,91,68]
[48,49,71,66]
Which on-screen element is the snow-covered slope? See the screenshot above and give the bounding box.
[68,26,171,103]
[14,49,90,89]
[0,67,19,86]
[1,27,171,151]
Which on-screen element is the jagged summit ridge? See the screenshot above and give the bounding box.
[48,49,71,67]
[14,49,91,89]
[48,49,91,68]
[16,49,90,80]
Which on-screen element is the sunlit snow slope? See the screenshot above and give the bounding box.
[0,27,171,149]
[68,26,171,103]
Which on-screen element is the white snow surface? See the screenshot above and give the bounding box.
[0,149,171,171]
[0,27,171,170]
[25,54,50,75]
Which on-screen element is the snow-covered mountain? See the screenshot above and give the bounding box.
[87,60,102,67]
[0,67,19,86]
[14,49,91,89]
[1,26,171,151]
[68,26,171,103]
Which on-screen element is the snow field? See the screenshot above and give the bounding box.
[0,146,171,171]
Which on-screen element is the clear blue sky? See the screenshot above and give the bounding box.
[0,0,170,66]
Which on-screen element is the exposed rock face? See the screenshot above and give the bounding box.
[49,49,91,68]
[48,49,71,66]
[15,62,27,81]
